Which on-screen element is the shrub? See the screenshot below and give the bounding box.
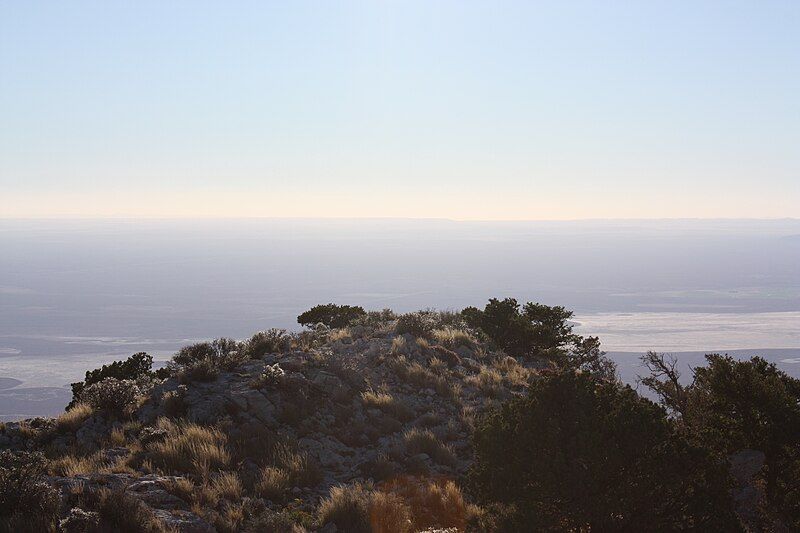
[68,352,154,410]
[80,378,141,417]
[244,329,292,358]
[395,312,436,338]
[177,357,219,383]
[0,451,60,532]
[251,363,285,389]
[352,309,397,329]
[469,371,739,531]
[297,303,366,328]
[644,354,800,526]
[173,338,245,371]
[59,508,100,532]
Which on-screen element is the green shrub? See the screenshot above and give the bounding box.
[644,353,800,527]
[177,357,219,383]
[0,451,60,533]
[251,364,285,389]
[297,303,366,328]
[80,378,141,417]
[68,352,154,410]
[469,372,739,531]
[173,338,244,370]
[244,329,292,358]
[395,312,436,337]
[353,309,397,329]
[462,298,616,378]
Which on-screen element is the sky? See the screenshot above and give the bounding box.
[1,1,798,219]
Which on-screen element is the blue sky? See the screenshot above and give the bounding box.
[1,1,798,218]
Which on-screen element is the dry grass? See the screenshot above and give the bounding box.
[466,366,504,398]
[93,487,170,533]
[50,449,134,476]
[162,477,196,504]
[361,391,414,421]
[211,501,247,533]
[255,466,291,500]
[390,336,407,355]
[388,355,461,401]
[317,483,373,533]
[16,420,38,439]
[382,477,478,531]
[428,356,447,374]
[146,418,230,478]
[55,403,93,432]
[329,328,353,343]
[492,355,532,388]
[369,491,412,533]
[431,327,477,351]
[274,444,322,487]
[256,444,322,501]
[204,471,243,501]
[108,426,126,447]
[402,428,457,467]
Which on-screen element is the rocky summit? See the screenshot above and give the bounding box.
[0,309,547,532]
[1,302,795,532]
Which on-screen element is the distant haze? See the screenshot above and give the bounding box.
[1,218,798,418]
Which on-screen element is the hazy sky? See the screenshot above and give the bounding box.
[1,1,798,219]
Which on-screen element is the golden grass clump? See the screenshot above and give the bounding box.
[361,390,414,421]
[317,483,374,533]
[492,355,531,388]
[204,471,243,502]
[431,326,477,350]
[50,449,134,476]
[93,487,171,533]
[369,491,413,533]
[108,426,126,447]
[381,477,479,531]
[402,428,457,467]
[162,477,196,504]
[255,466,291,500]
[255,443,322,501]
[55,403,93,433]
[390,336,407,355]
[466,366,504,397]
[146,418,230,478]
[328,328,353,343]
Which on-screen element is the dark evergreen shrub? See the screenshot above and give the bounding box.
[469,372,740,531]
[297,303,366,328]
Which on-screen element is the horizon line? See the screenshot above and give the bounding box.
[1,216,799,223]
